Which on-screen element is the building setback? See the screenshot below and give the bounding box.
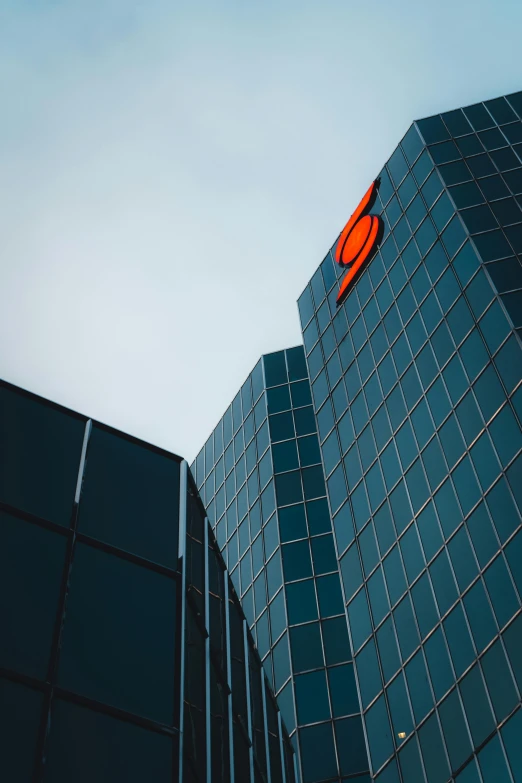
[0,381,297,783]
[194,91,522,783]
[192,346,369,783]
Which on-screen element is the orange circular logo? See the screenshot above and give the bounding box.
[335,180,382,306]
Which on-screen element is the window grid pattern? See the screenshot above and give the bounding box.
[297,92,522,783]
[0,381,296,783]
[192,348,371,783]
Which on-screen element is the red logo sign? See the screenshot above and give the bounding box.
[335,180,382,306]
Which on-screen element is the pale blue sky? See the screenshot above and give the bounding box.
[1,0,521,460]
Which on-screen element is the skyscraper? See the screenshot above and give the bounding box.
[195,91,522,783]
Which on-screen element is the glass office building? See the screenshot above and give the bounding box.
[296,91,522,783]
[192,346,369,783]
[0,381,297,783]
[195,91,522,783]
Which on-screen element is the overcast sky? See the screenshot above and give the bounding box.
[2,0,522,462]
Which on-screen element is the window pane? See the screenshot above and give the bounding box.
[58,543,177,724]
[79,427,180,567]
[0,387,85,525]
[0,678,43,783]
[0,512,67,679]
[44,698,173,782]
[460,665,495,746]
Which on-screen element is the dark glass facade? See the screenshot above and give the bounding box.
[0,381,297,783]
[192,347,369,783]
[296,91,522,782]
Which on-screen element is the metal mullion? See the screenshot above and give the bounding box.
[178,460,188,783]
[277,711,287,783]
[74,419,92,504]
[260,671,271,783]
[243,620,254,783]
[224,577,235,783]
[204,518,211,783]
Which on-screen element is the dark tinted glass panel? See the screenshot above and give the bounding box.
[417,116,450,144]
[282,540,312,582]
[335,716,369,776]
[58,543,177,724]
[322,616,351,665]
[418,712,450,783]
[500,697,522,779]
[79,427,180,567]
[285,579,317,625]
[287,347,308,381]
[0,387,85,525]
[0,512,67,678]
[44,699,173,783]
[478,734,511,783]
[365,695,394,772]
[290,623,323,673]
[294,669,330,724]
[278,504,307,542]
[0,678,43,783]
[328,663,359,717]
[264,353,288,387]
[481,640,518,722]
[459,665,495,746]
[439,688,472,772]
[299,722,337,783]
[444,603,475,678]
[405,650,433,722]
[424,627,453,701]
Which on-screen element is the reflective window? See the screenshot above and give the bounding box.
[424,627,454,701]
[290,623,323,673]
[418,712,450,783]
[0,678,44,783]
[44,699,173,783]
[366,695,394,772]
[294,669,330,724]
[500,699,522,780]
[438,688,472,772]
[0,387,85,525]
[444,602,476,678]
[299,722,337,783]
[322,616,351,665]
[478,734,512,783]
[328,664,359,717]
[459,664,495,746]
[58,543,177,724]
[387,672,414,746]
[79,427,180,567]
[0,513,67,679]
[285,579,317,625]
[335,716,369,776]
[481,640,518,722]
[405,650,433,722]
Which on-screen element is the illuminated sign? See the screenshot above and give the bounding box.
[335,179,383,306]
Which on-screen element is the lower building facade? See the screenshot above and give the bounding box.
[0,381,297,783]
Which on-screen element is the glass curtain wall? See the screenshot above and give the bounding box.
[297,91,522,783]
[192,347,370,783]
[0,381,296,783]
